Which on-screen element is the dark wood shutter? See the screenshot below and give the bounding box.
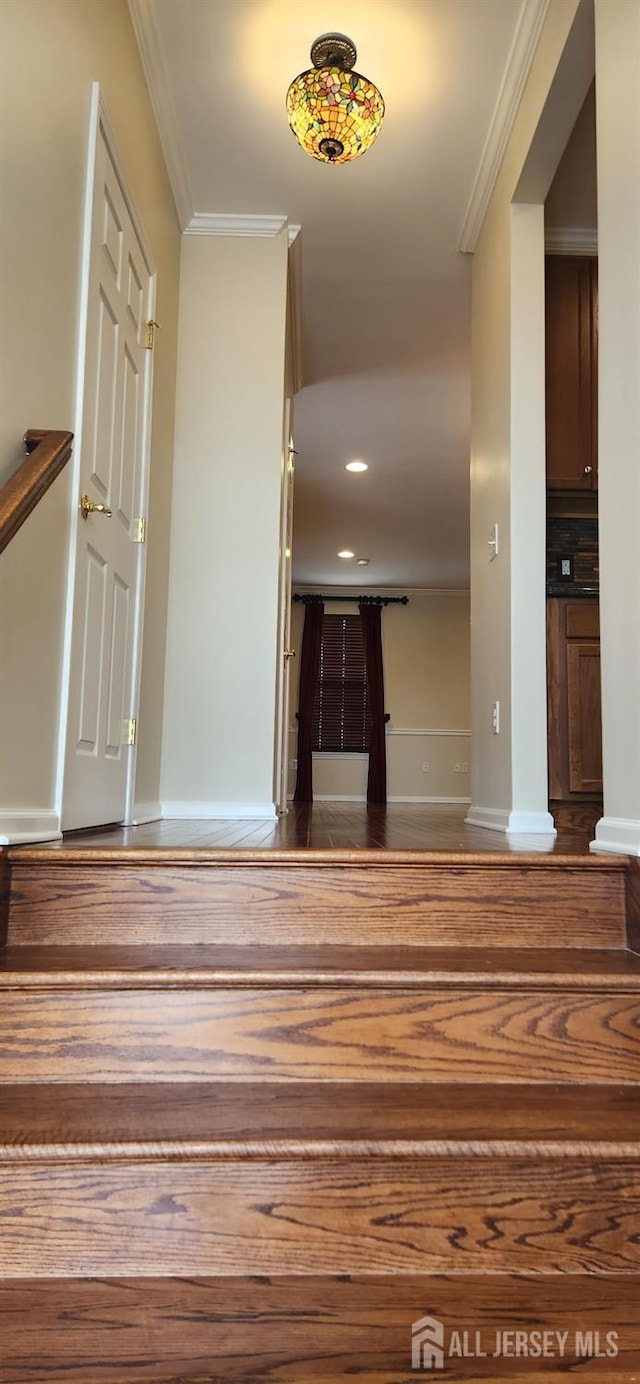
[311,614,369,752]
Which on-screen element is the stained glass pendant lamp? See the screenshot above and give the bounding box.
[286,33,384,164]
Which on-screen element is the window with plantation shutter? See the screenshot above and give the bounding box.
[311,614,369,752]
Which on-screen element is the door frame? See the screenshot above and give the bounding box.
[274,404,295,813]
[55,83,157,828]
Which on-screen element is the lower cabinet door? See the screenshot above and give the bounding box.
[566,640,602,792]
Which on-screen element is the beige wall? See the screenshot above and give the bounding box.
[469,0,584,832]
[592,0,640,853]
[289,590,470,800]
[161,232,289,813]
[0,0,180,835]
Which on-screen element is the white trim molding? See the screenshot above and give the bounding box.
[185,213,301,244]
[387,728,470,737]
[465,805,511,832]
[458,0,551,252]
[131,802,163,826]
[127,0,194,228]
[287,225,304,394]
[591,817,640,857]
[161,801,277,820]
[507,810,556,835]
[465,805,556,835]
[0,811,62,845]
[298,794,471,805]
[388,795,471,805]
[545,226,598,255]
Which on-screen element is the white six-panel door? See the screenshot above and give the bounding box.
[62,113,154,831]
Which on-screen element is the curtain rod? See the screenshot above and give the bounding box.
[293,593,409,606]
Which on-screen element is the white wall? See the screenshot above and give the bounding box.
[468,0,587,834]
[161,232,289,815]
[0,0,180,840]
[289,590,470,801]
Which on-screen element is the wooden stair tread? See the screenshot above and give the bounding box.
[0,1275,637,1384]
[8,846,628,865]
[1,1082,639,1157]
[1,944,639,987]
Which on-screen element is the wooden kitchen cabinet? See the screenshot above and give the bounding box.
[545,256,598,490]
[547,598,602,800]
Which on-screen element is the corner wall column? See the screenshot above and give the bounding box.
[591,0,640,854]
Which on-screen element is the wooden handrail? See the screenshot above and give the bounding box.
[0,429,73,556]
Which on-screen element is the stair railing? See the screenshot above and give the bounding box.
[0,429,74,557]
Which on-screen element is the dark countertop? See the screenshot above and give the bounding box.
[546,584,599,599]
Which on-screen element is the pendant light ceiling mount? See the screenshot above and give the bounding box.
[310,33,357,71]
[286,32,384,165]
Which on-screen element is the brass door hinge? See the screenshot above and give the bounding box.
[123,717,137,747]
[133,516,147,544]
[146,319,161,350]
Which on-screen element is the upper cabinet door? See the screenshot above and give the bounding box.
[545,256,598,490]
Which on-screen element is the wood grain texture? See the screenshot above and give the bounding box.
[567,639,603,793]
[1,943,639,988]
[7,859,627,948]
[0,1275,637,1382]
[545,256,596,490]
[626,856,640,954]
[0,1082,639,1160]
[0,429,73,556]
[0,985,638,1083]
[1,1156,639,1276]
[0,849,8,947]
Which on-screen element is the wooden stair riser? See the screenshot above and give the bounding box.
[6,862,627,948]
[0,987,638,1082]
[1,1156,639,1277]
[1,1276,638,1383]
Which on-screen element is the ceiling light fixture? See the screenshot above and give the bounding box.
[286,33,384,165]
[345,460,368,473]
[338,549,355,559]
[356,558,370,566]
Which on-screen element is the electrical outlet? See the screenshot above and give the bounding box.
[422,762,430,773]
[491,700,500,735]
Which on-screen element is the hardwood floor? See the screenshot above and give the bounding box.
[40,801,601,853]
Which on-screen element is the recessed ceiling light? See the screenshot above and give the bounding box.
[338,549,355,559]
[345,460,368,473]
[356,558,370,566]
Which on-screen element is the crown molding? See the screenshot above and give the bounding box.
[127,0,194,228]
[545,226,597,255]
[458,0,551,254]
[185,213,300,242]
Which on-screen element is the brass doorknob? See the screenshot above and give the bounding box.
[583,466,593,476]
[80,494,112,520]
[284,649,296,659]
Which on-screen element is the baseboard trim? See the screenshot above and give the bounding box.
[507,810,557,836]
[130,802,163,826]
[465,806,556,835]
[313,795,366,803]
[387,795,472,805]
[160,801,277,820]
[591,816,640,857]
[0,810,62,845]
[300,795,472,805]
[465,805,511,832]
